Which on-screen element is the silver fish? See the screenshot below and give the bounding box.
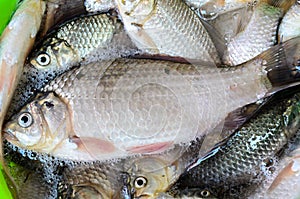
[115,0,222,64]
[222,0,294,66]
[278,1,300,42]
[3,37,300,162]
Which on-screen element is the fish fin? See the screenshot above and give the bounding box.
[235,6,254,34]
[261,36,300,92]
[197,96,271,158]
[221,96,272,137]
[265,0,295,11]
[129,53,192,64]
[126,142,173,154]
[71,136,116,155]
[199,18,226,63]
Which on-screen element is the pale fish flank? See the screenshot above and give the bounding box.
[222,0,294,66]
[115,0,222,65]
[3,37,300,162]
[278,1,300,42]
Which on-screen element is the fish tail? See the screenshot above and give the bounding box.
[263,36,300,93]
[265,0,295,11]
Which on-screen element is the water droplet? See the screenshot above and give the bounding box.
[197,8,218,20]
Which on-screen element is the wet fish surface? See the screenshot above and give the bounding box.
[278,1,300,42]
[167,91,300,198]
[3,37,300,162]
[222,0,294,66]
[7,12,138,120]
[115,0,222,64]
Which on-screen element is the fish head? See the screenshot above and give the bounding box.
[116,0,155,19]
[126,157,175,198]
[4,93,68,152]
[29,38,79,72]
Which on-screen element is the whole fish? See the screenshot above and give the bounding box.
[7,12,138,120]
[278,1,300,42]
[222,0,294,66]
[167,92,300,198]
[3,37,300,162]
[114,0,222,65]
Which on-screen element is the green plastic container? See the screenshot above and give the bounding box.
[0,0,19,36]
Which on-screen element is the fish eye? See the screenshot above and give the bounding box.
[36,53,51,66]
[18,112,33,128]
[201,190,210,197]
[134,176,147,189]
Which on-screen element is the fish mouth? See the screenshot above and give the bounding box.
[3,128,18,142]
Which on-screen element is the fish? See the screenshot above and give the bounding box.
[3,36,300,162]
[57,161,124,199]
[125,156,181,198]
[7,12,139,120]
[167,91,300,198]
[114,0,223,65]
[123,140,203,198]
[278,1,300,42]
[222,0,295,66]
[0,0,46,197]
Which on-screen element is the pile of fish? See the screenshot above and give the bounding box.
[1,0,300,198]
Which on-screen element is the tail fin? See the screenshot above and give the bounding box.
[263,36,300,92]
[266,0,295,12]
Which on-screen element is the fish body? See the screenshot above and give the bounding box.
[7,13,138,120]
[167,93,300,198]
[115,0,222,64]
[222,0,292,66]
[4,37,300,161]
[278,1,300,42]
